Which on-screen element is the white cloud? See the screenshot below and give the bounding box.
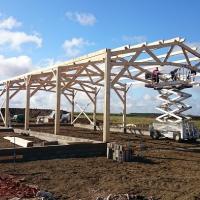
[0,16,22,30]
[30,91,55,109]
[187,42,200,53]
[143,94,157,101]
[0,29,42,51]
[122,35,147,44]
[65,11,96,26]
[62,37,94,58]
[0,16,42,51]
[0,55,32,79]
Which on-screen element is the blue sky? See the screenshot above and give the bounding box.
[0,0,200,114]
[1,0,200,62]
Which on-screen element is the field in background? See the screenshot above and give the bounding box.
[77,113,200,129]
[1,108,200,129]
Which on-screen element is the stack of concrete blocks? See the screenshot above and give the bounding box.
[107,142,134,162]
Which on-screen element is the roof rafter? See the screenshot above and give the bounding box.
[0,37,200,96]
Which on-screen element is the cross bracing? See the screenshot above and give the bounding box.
[0,37,200,142]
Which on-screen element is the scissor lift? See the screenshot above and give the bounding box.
[145,80,200,141]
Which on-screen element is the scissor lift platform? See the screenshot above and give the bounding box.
[145,80,193,90]
[146,80,200,141]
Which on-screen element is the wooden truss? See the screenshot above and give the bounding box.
[0,37,200,142]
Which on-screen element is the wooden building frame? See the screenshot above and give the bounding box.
[0,37,200,142]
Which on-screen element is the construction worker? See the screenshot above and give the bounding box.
[191,69,197,81]
[152,67,160,83]
[187,69,196,81]
[170,68,179,81]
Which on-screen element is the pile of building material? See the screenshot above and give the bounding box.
[96,193,157,200]
[0,174,57,200]
[0,174,38,199]
[3,136,34,147]
[36,191,55,200]
[107,143,134,162]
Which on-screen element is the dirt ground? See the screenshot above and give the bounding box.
[1,126,200,199]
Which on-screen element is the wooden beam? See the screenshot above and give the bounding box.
[71,90,75,124]
[54,68,61,135]
[111,37,184,57]
[5,82,10,127]
[179,43,200,58]
[182,48,191,66]
[62,64,88,89]
[112,66,129,86]
[93,88,97,131]
[103,49,111,142]
[0,86,6,97]
[113,87,124,102]
[122,86,127,134]
[112,47,196,65]
[66,86,95,94]
[0,48,106,85]
[9,89,20,100]
[113,86,128,134]
[79,84,95,103]
[90,62,104,75]
[163,45,174,63]
[30,74,53,97]
[25,76,31,130]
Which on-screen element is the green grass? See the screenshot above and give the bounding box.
[75,112,200,129]
[76,113,156,125]
[192,120,200,129]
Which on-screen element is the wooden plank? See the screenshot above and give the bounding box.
[179,42,200,58]
[4,136,33,147]
[111,38,182,56]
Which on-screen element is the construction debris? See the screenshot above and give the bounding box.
[96,193,158,200]
[36,191,55,200]
[0,174,38,199]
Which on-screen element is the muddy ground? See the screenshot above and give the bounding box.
[1,126,200,199]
